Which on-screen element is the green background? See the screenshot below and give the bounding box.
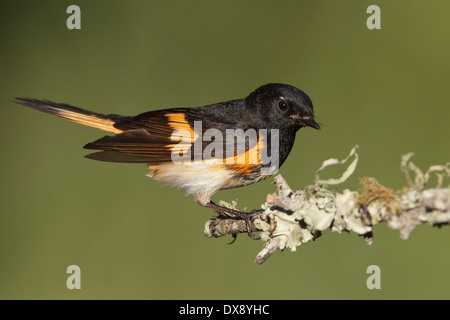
[0,0,449,299]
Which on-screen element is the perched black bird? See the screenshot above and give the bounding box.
[14,83,320,238]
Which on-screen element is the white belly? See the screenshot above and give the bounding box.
[146,160,234,198]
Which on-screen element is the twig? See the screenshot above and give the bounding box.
[254,238,282,265]
[204,146,450,265]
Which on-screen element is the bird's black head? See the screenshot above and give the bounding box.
[245,83,320,131]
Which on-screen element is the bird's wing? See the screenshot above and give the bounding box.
[84,107,264,168]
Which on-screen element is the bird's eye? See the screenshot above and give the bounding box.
[278,100,289,111]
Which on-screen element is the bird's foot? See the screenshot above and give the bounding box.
[204,201,263,240]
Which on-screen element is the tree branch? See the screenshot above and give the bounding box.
[204,146,450,265]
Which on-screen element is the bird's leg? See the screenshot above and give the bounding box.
[194,192,263,240]
[203,201,263,240]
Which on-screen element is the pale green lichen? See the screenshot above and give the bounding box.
[255,147,449,256]
[205,146,449,264]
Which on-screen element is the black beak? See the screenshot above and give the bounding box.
[302,116,321,130]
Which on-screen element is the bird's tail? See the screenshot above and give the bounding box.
[13,98,124,134]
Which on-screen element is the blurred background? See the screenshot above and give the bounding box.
[0,0,449,299]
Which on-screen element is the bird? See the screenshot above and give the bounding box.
[14,83,320,239]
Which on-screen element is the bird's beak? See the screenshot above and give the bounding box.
[291,114,321,130]
[302,116,321,130]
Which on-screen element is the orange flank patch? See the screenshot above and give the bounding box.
[226,134,264,176]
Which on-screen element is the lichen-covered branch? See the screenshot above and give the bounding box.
[204,146,450,265]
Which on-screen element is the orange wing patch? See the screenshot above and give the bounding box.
[166,113,199,157]
[164,114,264,176]
[165,113,198,141]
